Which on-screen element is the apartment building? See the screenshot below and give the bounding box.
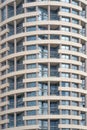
[0,0,87,130]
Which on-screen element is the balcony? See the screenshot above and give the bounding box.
[16,26,24,34]
[16,120,24,127]
[39,89,48,96]
[50,51,58,58]
[50,107,59,114]
[16,98,24,108]
[16,82,24,89]
[8,103,14,109]
[80,29,86,36]
[8,28,14,37]
[50,69,59,77]
[39,70,48,77]
[17,64,24,71]
[8,82,14,91]
[8,47,14,55]
[16,8,24,15]
[80,66,85,72]
[8,121,14,128]
[80,11,86,18]
[17,45,24,52]
[8,65,14,73]
[39,108,48,115]
[39,52,48,58]
[8,9,14,18]
[50,14,59,20]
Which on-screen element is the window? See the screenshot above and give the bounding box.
[26,26,36,32]
[27,17,36,22]
[72,101,78,106]
[72,110,78,115]
[27,45,36,50]
[26,120,36,125]
[50,120,59,129]
[72,18,79,24]
[72,92,78,97]
[72,55,78,61]
[39,120,48,129]
[62,110,70,115]
[27,92,36,97]
[72,74,78,79]
[61,0,70,3]
[72,9,79,15]
[27,64,36,69]
[61,26,70,32]
[62,91,70,96]
[1,7,6,21]
[72,83,78,88]
[72,28,78,33]
[62,82,70,87]
[72,0,79,6]
[27,54,36,60]
[61,17,70,22]
[72,46,78,52]
[62,101,70,105]
[72,120,78,125]
[61,45,70,50]
[27,73,36,78]
[27,110,36,116]
[61,36,70,41]
[61,54,70,59]
[27,7,36,12]
[72,65,78,70]
[27,101,36,106]
[61,64,70,69]
[27,36,36,41]
[27,82,36,88]
[61,7,70,13]
[72,37,78,43]
[62,119,70,124]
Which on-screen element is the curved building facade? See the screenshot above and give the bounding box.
[0,0,87,130]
